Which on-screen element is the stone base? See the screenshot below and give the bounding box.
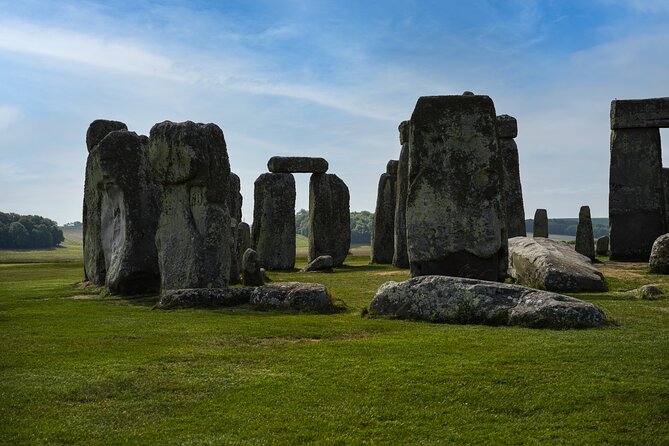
[410,250,501,282]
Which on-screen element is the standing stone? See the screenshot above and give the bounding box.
[662,168,669,233]
[596,235,610,256]
[497,115,526,237]
[533,209,548,238]
[242,248,264,286]
[575,206,595,260]
[95,131,161,294]
[148,120,231,291]
[609,128,664,260]
[83,119,128,284]
[237,222,251,273]
[252,173,296,270]
[393,121,411,268]
[371,169,396,264]
[406,94,507,281]
[228,173,242,284]
[267,156,329,173]
[309,173,350,266]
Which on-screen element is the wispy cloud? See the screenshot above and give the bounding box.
[0,105,22,130]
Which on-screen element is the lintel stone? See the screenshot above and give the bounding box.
[267,156,328,173]
[611,97,669,129]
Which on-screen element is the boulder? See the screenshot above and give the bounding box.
[649,233,669,274]
[595,235,610,256]
[156,287,252,309]
[393,121,410,268]
[309,173,350,266]
[508,237,606,292]
[242,248,264,286]
[267,156,328,173]
[636,284,664,300]
[300,255,334,272]
[575,205,595,260]
[368,275,607,329]
[371,172,396,264]
[250,282,336,312]
[533,209,548,238]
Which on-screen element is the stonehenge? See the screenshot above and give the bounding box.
[533,209,548,238]
[497,114,526,238]
[575,206,595,260]
[309,173,351,266]
[267,156,329,174]
[371,161,397,264]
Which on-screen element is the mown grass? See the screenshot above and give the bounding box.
[0,253,668,445]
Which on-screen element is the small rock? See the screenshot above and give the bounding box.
[636,285,664,300]
[242,249,264,286]
[300,255,334,272]
[250,282,336,312]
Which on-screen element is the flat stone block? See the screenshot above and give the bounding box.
[267,156,328,173]
[611,97,669,129]
[497,114,518,138]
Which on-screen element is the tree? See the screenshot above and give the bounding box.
[350,211,373,245]
[8,222,30,248]
[295,209,309,236]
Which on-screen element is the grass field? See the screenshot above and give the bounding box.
[1,246,668,444]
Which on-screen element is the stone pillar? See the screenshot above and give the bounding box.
[83,119,127,284]
[252,173,296,270]
[533,209,548,238]
[393,121,410,268]
[596,235,609,256]
[497,114,526,237]
[662,168,669,233]
[237,222,251,273]
[309,173,350,266]
[575,205,595,260]
[228,172,242,284]
[406,93,507,282]
[241,248,264,286]
[148,120,231,291]
[371,161,397,264]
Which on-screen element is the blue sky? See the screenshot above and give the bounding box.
[1,0,668,224]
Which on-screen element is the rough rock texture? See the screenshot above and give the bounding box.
[309,173,351,266]
[386,160,399,175]
[610,97,669,129]
[252,173,296,270]
[300,255,334,272]
[228,173,242,285]
[148,120,231,291]
[609,128,664,261]
[596,235,610,256]
[406,95,507,281]
[267,156,328,174]
[371,172,396,264]
[662,168,669,233]
[237,222,251,278]
[83,119,128,284]
[649,233,669,274]
[496,114,518,139]
[533,209,548,238]
[575,206,595,260]
[368,275,607,329]
[242,248,264,286]
[497,115,526,238]
[250,282,336,312]
[393,121,410,268]
[96,131,161,295]
[508,237,606,292]
[156,287,252,309]
[636,284,664,300]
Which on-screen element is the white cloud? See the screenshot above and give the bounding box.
[0,105,22,130]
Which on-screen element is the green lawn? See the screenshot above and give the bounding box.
[0,253,668,444]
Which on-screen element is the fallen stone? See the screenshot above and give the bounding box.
[508,237,606,292]
[595,235,610,256]
[636,284,664,300]
[610,97,669,129]
[156,287,253,309]
[575,206,595,260]
[533,209,548,238]
[242,248,264,286]
[649,233,669,274]
[309,173,350,266]
[250,282,336,312]
[368,275,607,329]
[300,255,334,272]
[267,156,328,173]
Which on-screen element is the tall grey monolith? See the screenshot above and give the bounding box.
[533,209,548,238]
[83,119,128,285]
[309,173,350,266]
[252,173,296,270]
[237,221,251,274]
[406,94,507,281]
[393,120,410,268]
[575,205,595,260]
[148,120,231,291]
[228,172,242,284]
[497,114,526,237]
[371,162,397,264]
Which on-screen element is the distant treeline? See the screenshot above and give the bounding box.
[525,218,608,238]
[296,209,374,245]
[0,212,65,249]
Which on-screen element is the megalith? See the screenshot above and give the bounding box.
[237,222,251,272]
[309,173,350,266]
[242,248,264,286]
[252,173,296,270]
[533,209,548,238]
[267,156,329,174]
[596,235,610,256]
[406,94,507,281]
[393,120,411,268]
[371,161,397,264]
[148,120,231,291]
[497,114,526,237]
[575,206,595,260]
[83,119,128,284]
[228,172,242,284]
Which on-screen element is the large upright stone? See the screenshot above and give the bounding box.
[393,121,410,268]
[575,206,595,260]
[497,115,526,237]
[371,171,396,264]
[83,119,128,284]
[228,173,242,284]
[267,156,328,173]
[533,209,548,238]
[95,131,161,294]
[610,97,669,129]
[662,168,669,233]
[596,235,610,256]
[309,173,350,266]
[252,173,296,270]
[609,128,664,260]
[406,94,507,281]
[148,120,231,291]
[237,222,251,271]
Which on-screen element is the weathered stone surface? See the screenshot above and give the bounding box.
[496,114,518,139]
[533,209,548,238]
[649,233,669,274]
[368,275,607,329]
[575,206,595,260]
[610,97,669,129]
[267,156,328,173]
[309,173,350,266]
[300,255,334,272]
[386,160,399,175]
[156,287,252,309]
[242,248,264,286]
[252,173,296,270]
[228,173,242,284]
[663,168,669,232]
[371,173,396,264]
[250,282,336,312]
[406,95,507,281]
[596,235,610,256]
[95,131,161,294]
[83,119,128,285]
[636,284,664,300]
[393,121,410,268]
[237,222,251,279]
[508,237,606,292]
[609,128,664,261]
[499,136,526,237]
[148,120,231,291]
